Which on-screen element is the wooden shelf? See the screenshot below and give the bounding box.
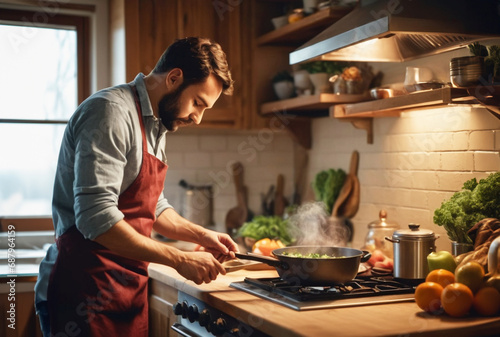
[256,6,353,46]
[261,93,371,115]
[330,86,500,144]
[331,87,473,119]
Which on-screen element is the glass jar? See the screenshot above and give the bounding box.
[363,210,399,258]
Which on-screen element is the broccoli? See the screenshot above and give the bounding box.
[433,172,500,244]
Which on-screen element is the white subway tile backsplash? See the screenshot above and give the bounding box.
[311,105,499,250]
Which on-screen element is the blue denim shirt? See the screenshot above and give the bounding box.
[35,73,172,307]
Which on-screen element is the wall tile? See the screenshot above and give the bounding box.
[440,152,474,171]
[199,135,228,151]
[469,130,495,150]
[166,134,199,151]
[474,151,500,171]
[184,152,212,168]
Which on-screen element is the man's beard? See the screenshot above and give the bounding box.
[157,84,192,131]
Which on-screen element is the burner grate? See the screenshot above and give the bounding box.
[244,276,415,302]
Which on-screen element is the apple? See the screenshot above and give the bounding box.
[427,251,457,273]
[455,261,485,293]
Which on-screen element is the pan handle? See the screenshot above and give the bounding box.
[360,250,372,263]
[235,252,289,270]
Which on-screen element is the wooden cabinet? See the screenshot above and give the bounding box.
[148,279,178,337]
[113,1,355,146]
[0,277,42,337]
[119,0,248,129]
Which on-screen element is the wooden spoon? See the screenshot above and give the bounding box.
[340,150,360,218]
[225,162,248,236]
[274,174,287,217]
[331,151,360,218]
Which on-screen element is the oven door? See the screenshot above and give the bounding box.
[171,322,203,337]
[172,291,269,337]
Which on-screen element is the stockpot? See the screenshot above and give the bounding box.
[385,223,438,280]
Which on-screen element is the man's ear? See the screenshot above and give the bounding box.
[166,68,183,90]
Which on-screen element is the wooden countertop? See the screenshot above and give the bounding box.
[148,263,500,337]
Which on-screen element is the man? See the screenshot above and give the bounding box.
[35,37,239,337]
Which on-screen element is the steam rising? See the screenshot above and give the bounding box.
[288,202,351,246]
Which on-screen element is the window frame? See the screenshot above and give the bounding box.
[0,7,90,124]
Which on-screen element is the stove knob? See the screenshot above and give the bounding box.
[187,304,199,323]
[209,317,227,335]
[228,327,240,337]
[198,308,211,327]
[172,302,183,316]
[181,301,189,318]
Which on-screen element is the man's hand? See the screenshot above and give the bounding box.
[176,251,227,284]
[197,230,239,263]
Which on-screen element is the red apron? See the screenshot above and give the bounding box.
[48,85,168,336]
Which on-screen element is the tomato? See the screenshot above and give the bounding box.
[252,238,285,256]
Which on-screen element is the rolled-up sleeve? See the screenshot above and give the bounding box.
[156,192,173,218]
[71,99,136,240]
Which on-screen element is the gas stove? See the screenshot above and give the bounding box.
[230,275,417,311]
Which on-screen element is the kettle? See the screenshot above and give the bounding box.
[363,210,399,258]
[179,180,214,227]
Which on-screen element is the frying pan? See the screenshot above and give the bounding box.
[235,246,371,286]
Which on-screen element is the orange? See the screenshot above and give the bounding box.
[441,283,474,317]
[455,261,485,294]
[414,282,443,314]
[252,238,285,256]
[426,269,456,288]
[473,286,500,316]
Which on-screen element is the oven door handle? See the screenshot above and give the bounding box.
[171,322,203,337]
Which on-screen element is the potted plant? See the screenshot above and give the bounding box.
[272,71,295,100]
[463,42,500,85]
[300,61,345,94]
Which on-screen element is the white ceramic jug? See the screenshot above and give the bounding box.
[488,236,500,275]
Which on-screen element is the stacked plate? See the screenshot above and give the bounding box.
[450,56,485,87]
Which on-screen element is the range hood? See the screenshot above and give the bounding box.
[290,0,500,64]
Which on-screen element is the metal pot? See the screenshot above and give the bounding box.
[385,223,438,280]
[235,246,371,286]
[179,180,214,227]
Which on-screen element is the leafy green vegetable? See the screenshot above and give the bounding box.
[281,252,346,259]
[433,171,500,244]
[236,215,295,246]
[312,168,346,214]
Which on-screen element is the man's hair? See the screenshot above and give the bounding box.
[153,37,234,95]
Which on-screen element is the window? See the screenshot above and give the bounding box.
[0,8,90,217]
